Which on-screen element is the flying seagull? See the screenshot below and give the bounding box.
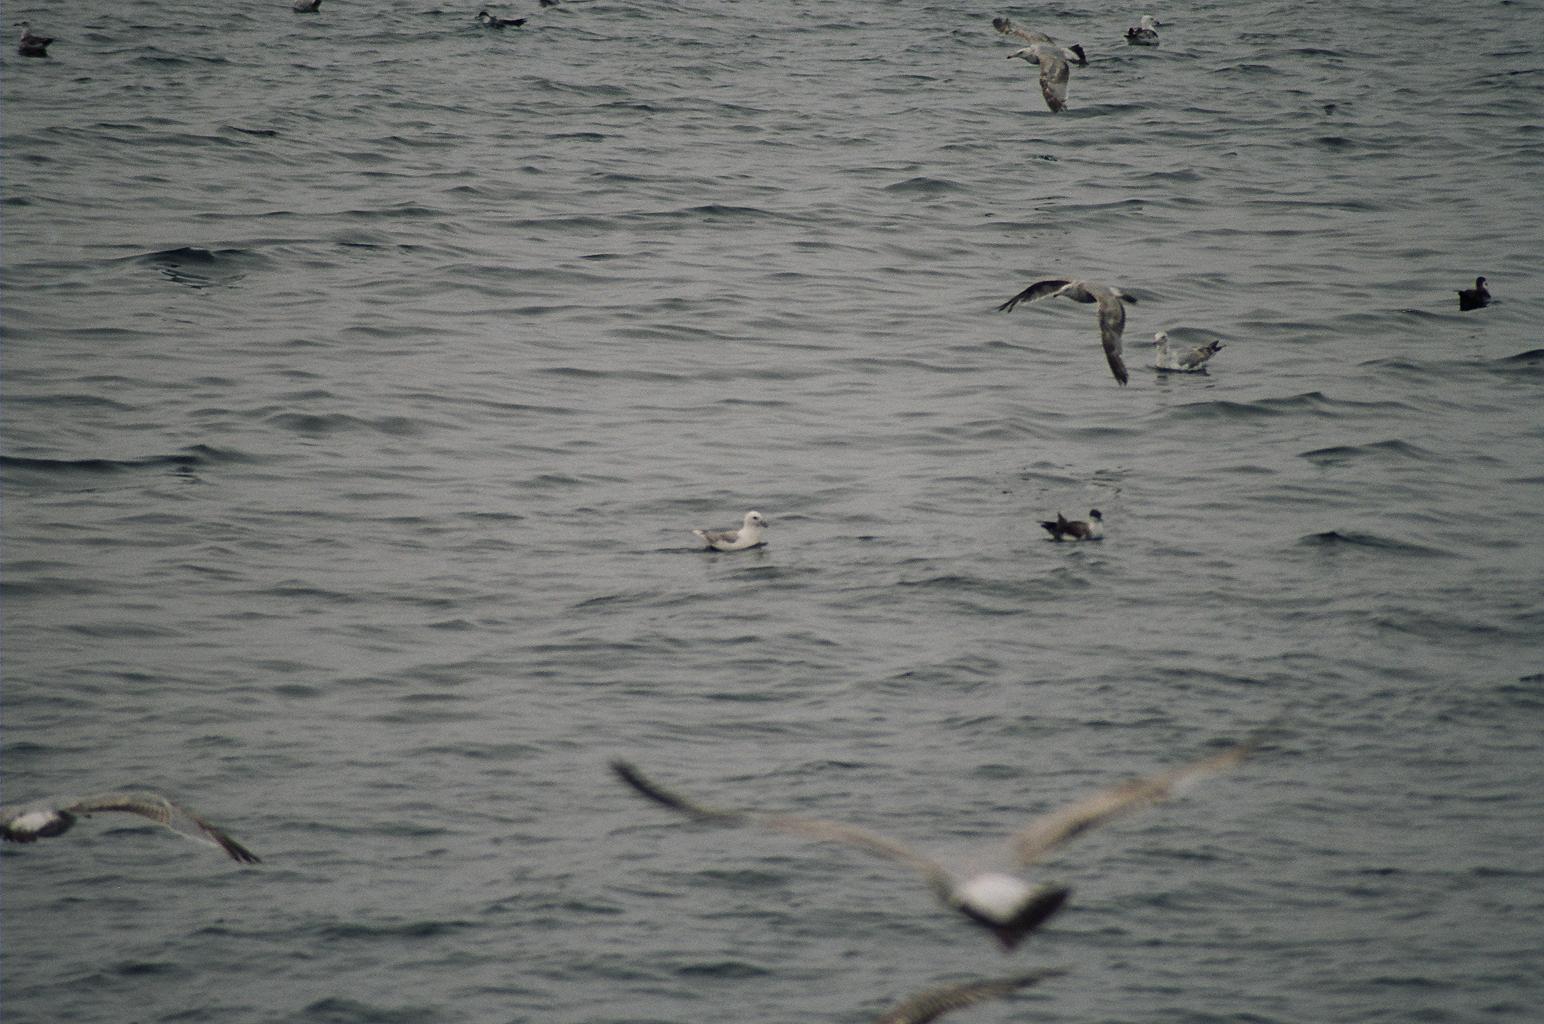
[1152,331,1223,371]
[992,19,1086,114]
[16,22,52,57]
[692,510,767,552]
[1457,276,1489,311]
[1041,509,1103,541]
[872,969,1068,1024]
[611,737,1256,949]
[1126,15,1161,46]
[992,17,1086,66]
[2,791,261,864]
[996,278,1137,386]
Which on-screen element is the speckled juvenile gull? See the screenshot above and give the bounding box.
[872,969,1068,1024]
[611,737,1256,950]
[16,22,52,57]
[692,510,767,551]
[1040,509,1103,541]
[992,17,1085,114]
[992,17,1086,66]
[1126,15,1161,46]
[996,278,1137,386]
[477,10,527,28]
[1152,331,1223,371]
[1457,276,1490,311]
[2,791,261,863]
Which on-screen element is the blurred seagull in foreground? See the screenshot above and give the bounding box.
[994,18,1085,113]
[611,736,1257,950]
[16,22,52,56]
[996,278,1137,385]
[1126,15,1161,46]
[1040,509,1103,541]
[477,10,527,28]
[1457,276,1490,311]
[2,791,261,863]
[692,510,767,552]
[1152,331,1223,371]
[872,969,1069,1024]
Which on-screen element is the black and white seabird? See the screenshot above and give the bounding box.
[872,969,1068,1024]
[292,0,322,12]
[2,791,261,863]
[993,20,1086,113]
[692,510,768,552]
[477,10,527,28]
[1126,15,1161,46]
[16,22,52,57]
[1457,276,1490,311]
[1040,509,1103,541]
[1152,331,1223,371]
[997,278,1137,386]
[611,738,1256,950]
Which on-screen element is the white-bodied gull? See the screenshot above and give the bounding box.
[1126,15,1161,46]
[2,791,260,863]
[1152,331,1223,371]
[996,278,1137,386]
[692,510,767,552]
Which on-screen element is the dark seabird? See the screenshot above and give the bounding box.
[611,737,1256,950]
[692,510,767,552]
[1126,15,1161,46]
[539,0,560,6]
[292,0,322,12]
[2,791,261,863]
[478,10,527,28]
[1152,331,1223,371]
[1457,276,1490,311]
[996,278,1137,386]
[1040,509,1103,541]
[872,969,1068,1024]
[16,22,52,57]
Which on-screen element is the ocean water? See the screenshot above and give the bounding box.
[2,1,1542,1022]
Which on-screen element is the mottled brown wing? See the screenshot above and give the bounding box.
[1038,54,1069,112]
[996,279,1069,313]
[67,791,261,863]
[991,16,1050,46]
[1095,294,1130,385]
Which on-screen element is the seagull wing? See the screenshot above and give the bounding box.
[995,279,1070,313]
[65,792,261,863]
[1037,51,1070,112]
[871,969,1069,1024]
[612,760,956,903]
[1009,739,1256,867]
[991,17,1051,46]
[1094,291,1130,385]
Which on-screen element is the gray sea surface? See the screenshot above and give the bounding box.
[3,1,1543,1022]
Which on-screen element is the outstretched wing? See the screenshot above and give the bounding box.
[995,279,1069,313]
[1037,52,1070,112]
[872,968,1069,1024]
[1009,739,1256,867]
[66,792,261,863]
[612,761,955,902]
[991,16,1050,47]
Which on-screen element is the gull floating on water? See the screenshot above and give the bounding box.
[1126,15,1161,46]
[2,791,261,863]
[996,278,1137,386]
[16,22,52,57]
[292,0,321,12]
[1040,509,1103,541]
[692,510,767,552]
[1457,276,1490,311]
[1152,331,1223,371]
[872,969,1068,1024]
[478,10,527,28]
[993,19,1085,113]
[611,737,1255,949]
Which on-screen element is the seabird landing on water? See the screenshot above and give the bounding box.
[1041,509,1103,541]
[1126,15,1161,46]
[612,737,1256,950]
[16,22,52,57]
[1152,331,1223,371]
[996,279,1137,385]
[2,791,260,863]
[1457,276,1490,311]
[692,510,767,552]
[478,10,527,28]
[872,969,1068,1024]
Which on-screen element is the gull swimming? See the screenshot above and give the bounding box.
[1152,331,1223,371]
[2,791,261,863]
[993,19,1085,113]
[16,22,52,57]
[1126,15,1161,46]
[611,737,1256,950]
[872,969,1068,1024]
[692,510,767,552]
[1457,276,1490,311]
[996,279,1137,386]
[478,10,527,28]
[1040,509,1103,541]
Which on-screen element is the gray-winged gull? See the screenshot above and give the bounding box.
[692,510,767,552]
[2,791,260,863]
[1152,331,1223,371]
[996,278,1137,386]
